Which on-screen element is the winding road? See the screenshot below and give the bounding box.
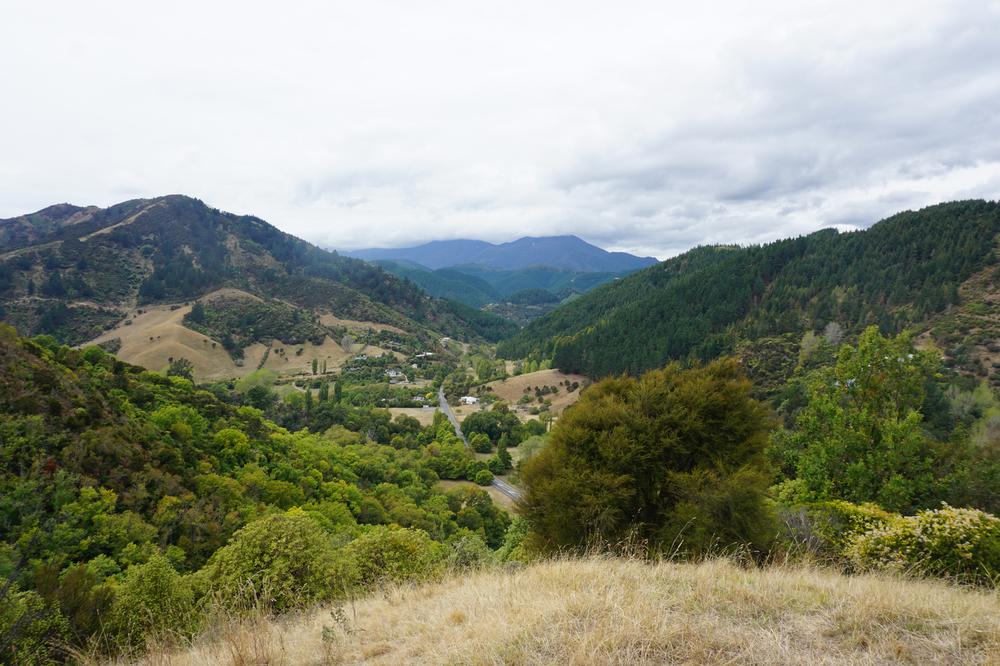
[438,388,523,502]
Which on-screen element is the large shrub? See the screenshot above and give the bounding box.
[342,526,444,587]
[519,359,775,555]
[847,505,1000,584]
[444,530,493,570]
[201,511,351,613]
[110,554,197,649]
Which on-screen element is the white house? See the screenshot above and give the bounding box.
[459,396,479,405]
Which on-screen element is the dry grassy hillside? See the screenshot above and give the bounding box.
[487,368,587,417]
[127,557,1000,665]
[85,297,253,381]
[83,288,406,381]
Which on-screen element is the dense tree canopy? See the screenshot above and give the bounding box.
[519,359,775,555]
[769,327,1000,514]
[500,201,1000,379]
[0,325,511,662]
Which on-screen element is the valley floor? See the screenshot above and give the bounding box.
[127,557,1000,665]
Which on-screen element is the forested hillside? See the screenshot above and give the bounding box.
[499,201,1000,382]
[0,325,511,661]
[0,195,508,347]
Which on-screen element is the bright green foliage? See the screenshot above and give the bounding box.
[474,469,494,486]
[0,586,70,666]
[202,511,351,613]
[495,516,533,563]
[520,359,775,555]
[0,326,514,661]
[423,440,472,480]
[776,327,949,512]
[342,526,445,587]
[847,505,1000,584]
[110,554,197,649]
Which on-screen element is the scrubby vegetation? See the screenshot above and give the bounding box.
[183,296,330,359]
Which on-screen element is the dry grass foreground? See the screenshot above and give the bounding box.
[127,557,1000,665]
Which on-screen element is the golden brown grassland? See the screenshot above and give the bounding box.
[115,556,1000,665]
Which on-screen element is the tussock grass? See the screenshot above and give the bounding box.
[127,557,1000,665]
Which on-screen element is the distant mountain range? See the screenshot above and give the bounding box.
[345,235,658,272]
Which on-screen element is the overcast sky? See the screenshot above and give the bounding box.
[2,1,999,259]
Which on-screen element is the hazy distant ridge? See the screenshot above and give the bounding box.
[345,235,658,272]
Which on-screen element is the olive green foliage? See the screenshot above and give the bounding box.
[183,296,330,360]
[165,357,194,381]
[520,359,775,555]
[0,585,70,666]
[444,530,493,570]
[474,469,494,486]
[110,555,197,649]
[470,432,492,454]
[343,526,445,587]
[461,402,534,446]
[201,512,349,613]
[847,505,1000,584]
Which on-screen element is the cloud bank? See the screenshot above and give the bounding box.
[2,0,999,258]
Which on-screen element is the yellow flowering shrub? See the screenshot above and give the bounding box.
[847,505,1000,584]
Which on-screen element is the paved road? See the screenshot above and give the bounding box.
[438,388,523,502]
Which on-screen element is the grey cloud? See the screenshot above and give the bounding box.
[1,1,999,259]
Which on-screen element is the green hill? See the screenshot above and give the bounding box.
[0,195,511,351]
[373,259,637,310]
[374,260,502,307]
[498,200,1000,384]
